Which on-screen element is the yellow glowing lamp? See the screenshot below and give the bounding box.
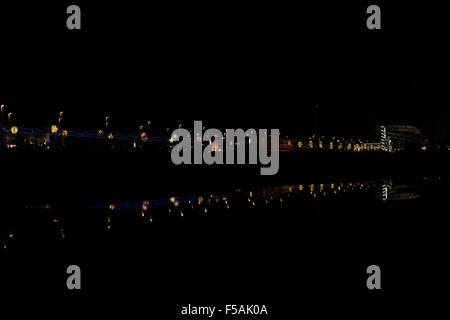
[51,125,58,134]
[10,126,18,134]
[61,130,68,137]
[108,133,114,140]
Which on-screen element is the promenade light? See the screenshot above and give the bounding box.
[140,132,148,142]
[10,126,18,134]
[51,125,58,134]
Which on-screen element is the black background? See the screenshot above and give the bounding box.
[1,0,450,314]
[1,1,449,136]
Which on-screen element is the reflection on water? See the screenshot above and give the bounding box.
[382,179,425,201]
[0,177,428,254]
[2,175,450,299]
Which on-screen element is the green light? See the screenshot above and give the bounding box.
[380,126,385,129]
[382,197,387,201]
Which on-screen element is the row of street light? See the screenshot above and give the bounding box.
[1,105,165,137]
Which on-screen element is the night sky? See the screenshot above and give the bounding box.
[1,1,449,139]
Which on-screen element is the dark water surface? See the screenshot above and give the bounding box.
[2,174,450,307]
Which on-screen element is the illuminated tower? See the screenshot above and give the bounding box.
[379,126,387,151]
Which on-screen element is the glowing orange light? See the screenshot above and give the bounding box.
[140,132,148,142]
